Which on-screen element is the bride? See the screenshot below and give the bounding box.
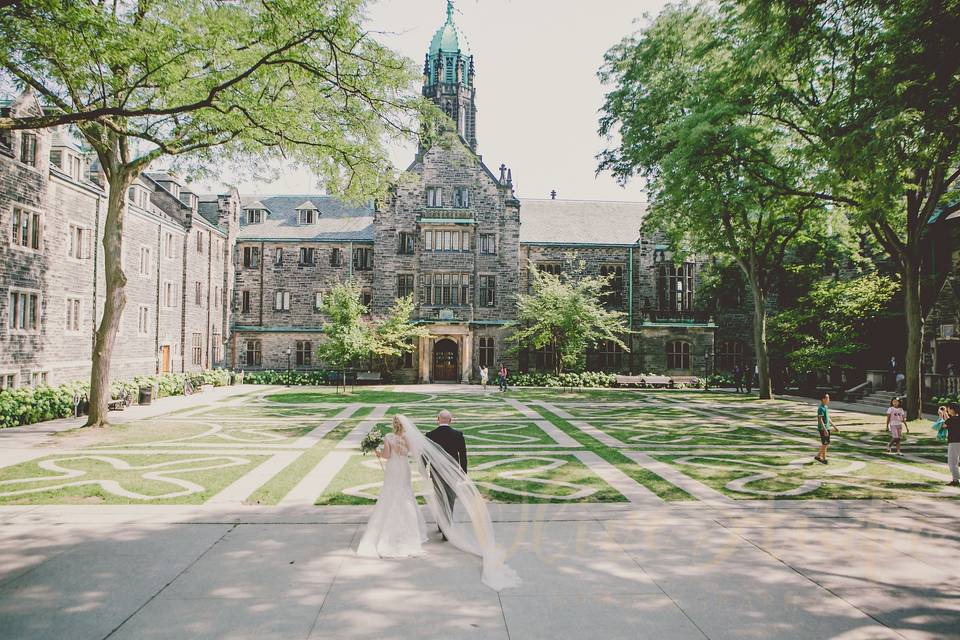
[356,415,520,591]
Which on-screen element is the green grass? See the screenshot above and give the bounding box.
[266,390,433,404]
[315,452,627,505]
[534,407,695,501]
[653,453,953,500]
[0,453,267,505]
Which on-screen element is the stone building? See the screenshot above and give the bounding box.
[0,91,238,389]
[229,3,717,382]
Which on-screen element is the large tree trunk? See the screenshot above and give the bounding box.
[85,167,134,427]
[902,260,924,420]
[749,275,773,400]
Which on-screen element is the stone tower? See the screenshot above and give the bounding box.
[422,0,477,150]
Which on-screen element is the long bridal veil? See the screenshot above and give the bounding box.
[398,415,520,591]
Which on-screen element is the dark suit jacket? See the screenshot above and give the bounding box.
[426,424,468,472]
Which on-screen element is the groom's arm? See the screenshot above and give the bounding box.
[458,433,468,473]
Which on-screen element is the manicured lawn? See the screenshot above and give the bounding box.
[315,452,627,505]
[0,453,268,505]
[266,390,433,404]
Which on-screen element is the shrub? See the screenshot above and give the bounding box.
[707,372,735,387]
[244,370,334,386]
[509,371,618,388]
[0,368,238,429]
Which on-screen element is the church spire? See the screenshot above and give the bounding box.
[423,0,477,151]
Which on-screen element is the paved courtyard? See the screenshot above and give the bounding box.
[0,385,958,639]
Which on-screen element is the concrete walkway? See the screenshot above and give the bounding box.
[1,500,958,640]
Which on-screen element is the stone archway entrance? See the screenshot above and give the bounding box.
[433,338,459,382]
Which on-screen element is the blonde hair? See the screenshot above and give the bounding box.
[392,415,404,435]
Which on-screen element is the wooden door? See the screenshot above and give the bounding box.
[433,339,459,382]
[161,346,171,373]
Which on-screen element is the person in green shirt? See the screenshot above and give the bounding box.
[815,392,839,464]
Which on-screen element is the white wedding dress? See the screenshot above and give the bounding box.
[356,417,521,591]
[356,432,428,558]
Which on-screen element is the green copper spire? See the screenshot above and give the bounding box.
[429,0,470,55]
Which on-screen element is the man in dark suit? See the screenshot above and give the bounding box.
[426,409,468,540]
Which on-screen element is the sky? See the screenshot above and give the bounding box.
[205,0,669,201]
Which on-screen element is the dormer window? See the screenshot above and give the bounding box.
[296,201,319,225]
[246,209,263,224]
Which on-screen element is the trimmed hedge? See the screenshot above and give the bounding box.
[508,371,618,388]
[0,368,234,429]
[244,370,333,386]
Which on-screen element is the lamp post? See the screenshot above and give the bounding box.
[286,347,292,386]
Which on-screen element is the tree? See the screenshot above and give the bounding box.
[737,0,960,417]
[509,263,630,374]
[0,0,431,425]
[769,273,900,380]
[372,294,428,373]
[316,281,376,389]
[598,3,825,399]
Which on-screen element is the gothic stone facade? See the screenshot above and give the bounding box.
[0,92,238,389]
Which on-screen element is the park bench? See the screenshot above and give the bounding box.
[615,374,674,388]
[356,371,382,384]
[107,388,133,411]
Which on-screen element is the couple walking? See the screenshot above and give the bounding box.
[479,363,509,391]
[356,409,520,591]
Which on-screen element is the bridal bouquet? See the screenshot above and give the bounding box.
[360,429,384,455]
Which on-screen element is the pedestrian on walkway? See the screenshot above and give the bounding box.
[885,397,908,456]
[944,403,960,487]
[733,365,743,393]
[932,406,949,441]
[895,371,906,394]
[745,363,753,395]
[479,365,489,390]
[815,392,839,464]
[497,363,509,392]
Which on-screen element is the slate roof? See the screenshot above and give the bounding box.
[519,199,647,245]
[236,195,374,241]
[197,200,222,228]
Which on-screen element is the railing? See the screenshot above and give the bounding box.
[641,310,713,325]
[418,208,473,220]
[927,374,960,398]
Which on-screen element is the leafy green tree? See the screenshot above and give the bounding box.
[372,295,428,373]
[769,273,900,378]
[737,0,960,418]
[509,263,630,374]
[0,0,431,425]
[316,281,376,389]
[598,3,825,399]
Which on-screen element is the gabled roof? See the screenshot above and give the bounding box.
[295,200,318,210]
[244,200,269,211]
[236,195,373,241]
[519,199,647,246]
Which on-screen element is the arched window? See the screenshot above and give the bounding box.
[715,340,744,372]
[666,341,690,370]
[657,263,695,312]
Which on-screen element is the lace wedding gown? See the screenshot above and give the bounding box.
[356,432,428,558]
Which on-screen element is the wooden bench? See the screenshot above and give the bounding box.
[615,375,674,388]
[356,371,382,383]
[615,375,644,388]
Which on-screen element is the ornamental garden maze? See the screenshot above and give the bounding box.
[1,387,957,506]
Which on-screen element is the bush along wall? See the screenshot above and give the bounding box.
[0,368,235,429]
[243,370,335,386]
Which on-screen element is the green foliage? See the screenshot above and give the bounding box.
[371,294,428,370]
[769,274,900,375]
[0,369,234,429]
[244,370,332,386]
[509,262,630,374]
[508,371,618,388]
[316,281,376,376]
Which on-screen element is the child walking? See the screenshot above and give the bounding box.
[815,393,839,464]
[885,397,908,455]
